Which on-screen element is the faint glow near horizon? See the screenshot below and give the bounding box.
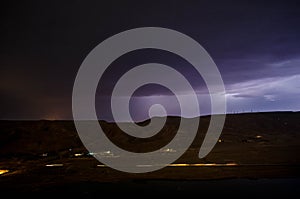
[92,74,300,122]
[36,63,300,121]
[126,74,300,121]
[225,74,300,114]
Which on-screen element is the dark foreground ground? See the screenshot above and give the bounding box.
[3,178,299,198]
[0,112,299,197]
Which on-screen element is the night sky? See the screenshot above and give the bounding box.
[1,0,300,121]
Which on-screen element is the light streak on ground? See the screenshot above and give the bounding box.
[97,163,239,167]
[74,153,84,157]
[168,163,238,167]
[45,164,64,167]
[0,170,9,175]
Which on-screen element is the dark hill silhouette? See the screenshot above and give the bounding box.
[0,111,299,195]
[0,112,299,160]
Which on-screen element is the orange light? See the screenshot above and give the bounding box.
[0,170,9,175]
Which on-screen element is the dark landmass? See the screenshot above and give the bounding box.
[0,111,299,197]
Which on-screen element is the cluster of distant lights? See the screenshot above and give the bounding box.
[43,136,265,168]
[39,136,263,161]
[1,135,265,173]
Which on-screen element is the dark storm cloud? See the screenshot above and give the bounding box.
[0,0,299,119]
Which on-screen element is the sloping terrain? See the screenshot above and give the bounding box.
[0,112,299,195]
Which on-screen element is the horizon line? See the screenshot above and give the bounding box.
[1,110,299,122]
